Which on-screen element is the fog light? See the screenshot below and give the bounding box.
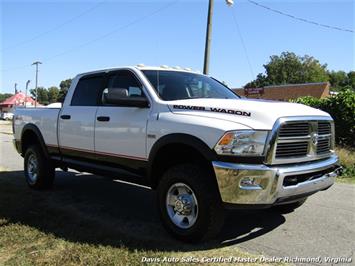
[240,177,263,190]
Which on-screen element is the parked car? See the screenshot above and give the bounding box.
[1,112,14,120]
[12,66,341,242]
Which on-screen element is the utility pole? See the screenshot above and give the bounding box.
[25,80,30,108]
[203,0,234,75]
[32,61,42,107]
[14,83,18,94]
[203,0,214,75]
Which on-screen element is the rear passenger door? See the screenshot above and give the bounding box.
[94,70,150,174]
[58,73,105,160]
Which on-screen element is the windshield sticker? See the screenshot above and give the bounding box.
[172,105,251,117]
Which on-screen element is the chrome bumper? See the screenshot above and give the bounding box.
[213,155,341,205]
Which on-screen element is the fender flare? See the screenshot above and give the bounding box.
[21,123,49,158]
[147,133,217,180]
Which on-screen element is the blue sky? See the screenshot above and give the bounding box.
[0,0,353,94]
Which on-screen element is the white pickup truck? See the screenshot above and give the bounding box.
[13,66,341,242]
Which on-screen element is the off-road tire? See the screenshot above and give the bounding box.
[24,145,55,189]
[157,163,224,242]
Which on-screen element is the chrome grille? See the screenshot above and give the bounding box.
[278,122,309,137]
[317,138,330,154]
[267,118,334,164]
[275,142,309,158]
[318,121,331,135]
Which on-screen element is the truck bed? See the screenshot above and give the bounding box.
[14,108,61,148]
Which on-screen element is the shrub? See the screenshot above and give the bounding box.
[335,147,355,183]
[294,89,355,147]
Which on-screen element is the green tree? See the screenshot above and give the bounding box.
[245,52,329,88]
[58,78,72,102]
[47,86,60,103]
[347,71,355,91]
[328,71,348,90]
[30,87,49,105]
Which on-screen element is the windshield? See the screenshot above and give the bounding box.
[142,70,239,101]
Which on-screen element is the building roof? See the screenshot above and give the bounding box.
[264,82,329,89]
[0,92,39,106]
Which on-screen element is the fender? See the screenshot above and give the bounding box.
[147,133,218,180]
[20,123,50,158]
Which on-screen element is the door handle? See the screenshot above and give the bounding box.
[60,115,71,120]
[97,116,110,122]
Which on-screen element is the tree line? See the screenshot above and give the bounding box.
[29,78,72,105]
[244,51,355,91]
[0,79,72,105]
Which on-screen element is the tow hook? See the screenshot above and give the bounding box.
[326,166,343,178]
[335,166,343,175]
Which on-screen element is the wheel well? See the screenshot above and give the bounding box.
[21,130,41,155]
[150,143,215,189]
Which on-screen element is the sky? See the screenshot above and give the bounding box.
[0,0,354,94]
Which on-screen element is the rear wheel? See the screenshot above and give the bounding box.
[24,145,55,189]
[157,163,224,242]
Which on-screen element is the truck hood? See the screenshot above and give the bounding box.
[167,98,330,130]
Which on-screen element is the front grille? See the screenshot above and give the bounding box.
[278,122,309,137]
[275,142,308,158]
[318,121,331,135]
[273,120,333,162]
[317,138,330,154]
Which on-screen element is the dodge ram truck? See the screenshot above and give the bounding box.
[13,65,341,242]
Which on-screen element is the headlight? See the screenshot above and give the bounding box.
[214,130,268,156]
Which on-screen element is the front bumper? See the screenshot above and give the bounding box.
[213,155,341,206]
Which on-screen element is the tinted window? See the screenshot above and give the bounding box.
[142,70,239,101]
[71,75,104,106]
[101,71,144,104]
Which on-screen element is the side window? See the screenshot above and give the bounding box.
[71,75,104,106]
[102,71,144,104]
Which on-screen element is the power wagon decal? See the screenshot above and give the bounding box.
[172,105,251,117]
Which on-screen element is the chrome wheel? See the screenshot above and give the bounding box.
[27,154,38,184]
[166,182,198,229]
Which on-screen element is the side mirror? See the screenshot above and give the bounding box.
[103,88,149,108]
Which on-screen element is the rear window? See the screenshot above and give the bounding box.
[71,75,105,106]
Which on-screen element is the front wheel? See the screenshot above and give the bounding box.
[157,164,224,242]
[24,145,55,189]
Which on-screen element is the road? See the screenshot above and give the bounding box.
[1,121,354,264]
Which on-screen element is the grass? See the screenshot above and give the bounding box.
[0,170,278,266]
[0,223,260,266]
[335,147,355,184]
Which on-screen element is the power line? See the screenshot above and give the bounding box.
[1,0,106,52]
[247,0,354,33]
[230,7,255,79]
[43,0,179,63]
[1,63,31,72]
[1,0,179,72]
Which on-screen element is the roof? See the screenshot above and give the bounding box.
[76,65,202,78]
[264,82,330,89]
[0,92,39,106]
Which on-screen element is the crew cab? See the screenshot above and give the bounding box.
[13,66,341,242]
